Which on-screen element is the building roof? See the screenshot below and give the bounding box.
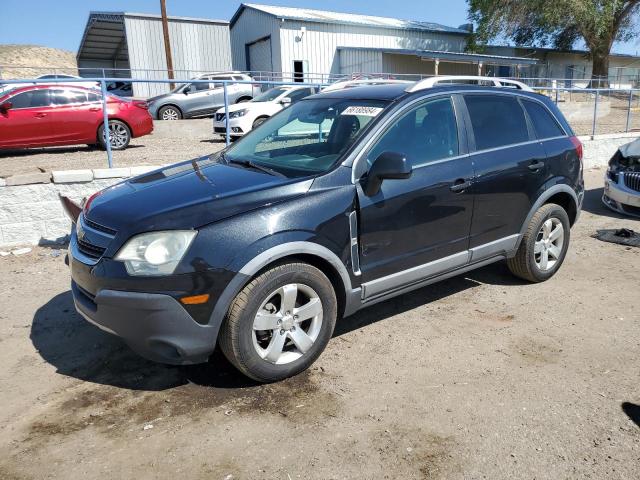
[230,3,470,35]
[77,12,229,62]
[338,47,539,65]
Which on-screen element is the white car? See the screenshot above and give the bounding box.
[213,85,317,138]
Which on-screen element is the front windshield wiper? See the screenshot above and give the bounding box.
[221,153,287,178]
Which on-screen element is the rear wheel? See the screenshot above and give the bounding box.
[158,105,182,120]
[507,203,570,282]
[219,262,337,383]
[98,120,131,151]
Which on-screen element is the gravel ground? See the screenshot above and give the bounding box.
[0,169,638,479]
[0,119,225,177]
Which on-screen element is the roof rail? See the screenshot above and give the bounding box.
[406,76,533,93]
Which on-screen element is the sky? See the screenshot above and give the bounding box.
[1,0,639,55]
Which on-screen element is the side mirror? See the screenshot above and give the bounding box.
[0,101,12,113]
[279,97,292,107]
[363,151,412,196]
[183,85,192,95]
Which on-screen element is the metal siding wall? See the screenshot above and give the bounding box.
[279,21,467,76]
[125,16,231,98]
[339,49,382,74]
[230,9,281,72]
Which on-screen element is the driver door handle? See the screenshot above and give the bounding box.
[450,178,472,193]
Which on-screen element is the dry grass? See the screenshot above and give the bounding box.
[0,45,77,79]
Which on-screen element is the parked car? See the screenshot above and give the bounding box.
[106,81,133,97]
[322,78,411,92]
[603,137,640,217]
[0,74,100,91]
[0,85,153,150]
[147,73,260,120]
[213,85,317,138]
[64,82,583,382]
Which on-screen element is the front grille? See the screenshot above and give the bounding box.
[214,127,226,133]
[623,172,640,192]
[84,217,117,236]
[77,238,106,259]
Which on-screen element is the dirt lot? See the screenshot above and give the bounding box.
[0,119,225,177]
[0,169,638,479]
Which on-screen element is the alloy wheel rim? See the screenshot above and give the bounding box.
[252,283,323,365]
[534,217,564,271]
[162,108,179,120]
[105,123,128,148]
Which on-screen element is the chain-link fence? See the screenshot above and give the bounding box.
[2,74,640,177]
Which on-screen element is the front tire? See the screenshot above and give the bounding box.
[507,203,570,282]
[219,262,337,383]
[252,116,268,129]
[98,120,131,151]
[158,105,182,120]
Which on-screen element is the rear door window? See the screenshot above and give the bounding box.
[9,89,50,108]
[522,100,565,139]
[50,89,87,105]
[464,94,529,150]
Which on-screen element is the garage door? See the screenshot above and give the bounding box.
[247,37,273,74]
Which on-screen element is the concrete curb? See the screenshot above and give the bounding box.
[1,165,161,187]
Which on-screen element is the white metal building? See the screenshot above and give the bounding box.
[77,12,232,97]
[229,3,538,80]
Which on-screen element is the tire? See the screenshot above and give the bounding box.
[236,97,251,104]
[97,120,131,151]
[158,105,182,120]
[252,116,268,129]
[219,262,337,383]
[507,203,570,283]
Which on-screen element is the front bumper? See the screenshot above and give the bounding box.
[71,279,218,365]
[603,176,640,217]
[213,117,250,136]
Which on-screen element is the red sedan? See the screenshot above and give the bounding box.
[0,85,153,151]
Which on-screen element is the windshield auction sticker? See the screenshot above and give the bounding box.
[341,106,384,117]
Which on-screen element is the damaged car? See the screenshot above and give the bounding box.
[603,138,640,217]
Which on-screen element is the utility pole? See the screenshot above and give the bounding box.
[160,0,175,89]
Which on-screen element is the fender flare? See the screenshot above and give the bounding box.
[513,183,579,252]
[206,241,356,338]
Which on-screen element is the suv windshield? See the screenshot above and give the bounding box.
[252,87,289,102]
[224,97,389,177]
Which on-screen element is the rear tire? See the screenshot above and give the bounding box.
[158,105,182,120]
[219,262,337,383]
[98,120,131,151]
[507,203,570,283]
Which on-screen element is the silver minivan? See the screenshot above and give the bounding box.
[147,73,261,120]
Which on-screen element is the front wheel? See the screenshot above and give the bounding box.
[219,262,337,383]
[507,203,570,282]
[98,120,131,151]
[158,105,182,120]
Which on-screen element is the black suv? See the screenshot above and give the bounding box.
[65,83,584,382]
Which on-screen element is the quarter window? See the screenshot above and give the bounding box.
[522,100,565,139]
[369,97,459,166]
[465,94,529,150]
[9,89,50,109]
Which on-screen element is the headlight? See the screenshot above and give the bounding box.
[115,230,197,276]
[229,109,248,119]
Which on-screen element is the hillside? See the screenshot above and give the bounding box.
[0,44,77,79]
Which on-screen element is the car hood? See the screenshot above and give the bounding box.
[85,156,313,236]
[216,102,272,114]
[147,92,178,104]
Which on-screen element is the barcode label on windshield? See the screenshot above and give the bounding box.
[341,106,383,117]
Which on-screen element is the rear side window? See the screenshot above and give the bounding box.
[522,100,565,139]
[465,95,529,150]
[9,89,50,108]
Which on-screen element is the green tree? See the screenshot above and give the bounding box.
[467,0,640,86]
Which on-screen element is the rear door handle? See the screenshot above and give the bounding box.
[528,161,545,171]
[34,113,47,118]
[450,179,472,193]
[89,107,101,112]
